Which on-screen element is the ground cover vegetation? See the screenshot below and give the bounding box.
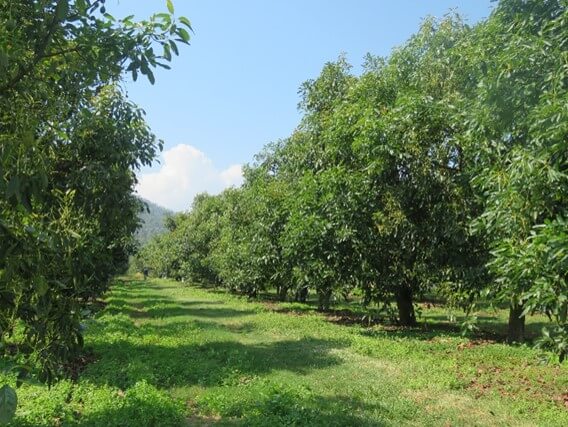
[2,277,567,426]
[136,0,568,361]
[0,0,191,423]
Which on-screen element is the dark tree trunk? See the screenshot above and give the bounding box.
[318,288,332,311]
[508,304,526,343]
[295,286,308,303]
[396,285,416,326]
[277,285,288,301]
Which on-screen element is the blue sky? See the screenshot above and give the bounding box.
[108,0,494,211]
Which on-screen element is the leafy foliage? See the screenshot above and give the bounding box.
[0,0,190,422]
[0,385,17,425]
[463,0,567,354]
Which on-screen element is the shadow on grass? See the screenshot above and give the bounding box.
[90,280,345,391]
[102,304,256,320]
[189,393,392,427]
[90,315,258,339]
[258,296,551,344]
[76,389,389,427]
[103,283,249,320]
[111,278,553,348]
[425,315,497,322]
[152,306,254,319]
[84,336,347,390]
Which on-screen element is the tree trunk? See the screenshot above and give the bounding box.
[295,286,308,303]
[277,285,288,301]
[396,285,416,326]
[318,288,332,311]
[508,304,525,343]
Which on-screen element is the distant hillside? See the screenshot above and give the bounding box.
[135,198,173,246]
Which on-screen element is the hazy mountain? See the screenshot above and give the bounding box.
[135,198,173,245]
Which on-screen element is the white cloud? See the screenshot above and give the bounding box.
[136,144,244,211]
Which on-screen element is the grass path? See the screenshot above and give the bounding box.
[3,278,567,426]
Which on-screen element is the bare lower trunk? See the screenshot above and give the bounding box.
[396,285,416,326]
[295,286,308,303]
[508,304,525,343]
[318,288,332,311]
[277,285,288,301]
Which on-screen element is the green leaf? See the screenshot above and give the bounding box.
[156,62,171,70]
[179,16,192,30]
[166,0,174,14]
[0,50,9,68]
[55,0,69,21]
[147,69,155,85]
[22,130,34,147]
[34,276,49,297]
[76,0,87,14]
[0,384,17,425]
[177,28,190,43]
[6,176,19,199]
[169,40,179,56]
[163,43,172,61]
[140,60,150,76]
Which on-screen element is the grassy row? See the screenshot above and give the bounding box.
[1,277,567,426]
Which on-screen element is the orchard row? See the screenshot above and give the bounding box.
[137,0,567,360]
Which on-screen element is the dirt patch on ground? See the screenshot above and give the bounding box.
[458,362,568,410]
[559,393,568,409]
[456,339,497,349]
[185,414,222,426]
[64,348,98,380]
[261,301,280,311]
[262,301,392,327]
[82,299,108,313]
[407,388,529,426]
[323,309,389,327]
[185,400,222,426]
[129,307,147,318]
[224,321,256,333]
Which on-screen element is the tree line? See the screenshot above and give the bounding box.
[136,0,567,361]
[0,0,190,422]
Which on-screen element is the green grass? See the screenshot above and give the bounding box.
[265,292,553,342]
[2,277,567,426]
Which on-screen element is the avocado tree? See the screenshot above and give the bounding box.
[209,168,293,299]
[0,0,191,422]
[461,0,567,349]
[278,19,482,320]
